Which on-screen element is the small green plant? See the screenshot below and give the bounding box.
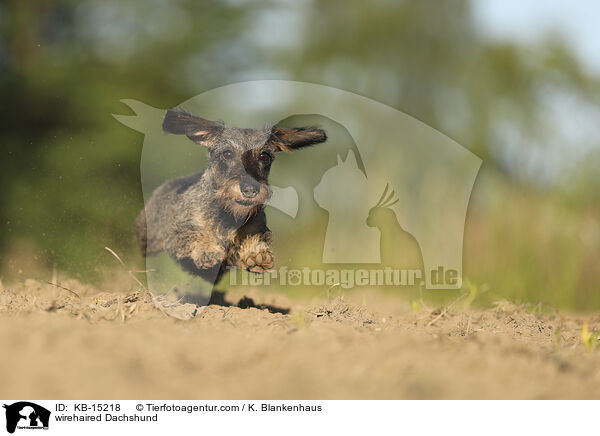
[581,321,600,352]
[461,278,480,309]
[410,299,423,314]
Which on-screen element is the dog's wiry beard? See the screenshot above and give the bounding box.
[213,177,272,221]
[225,202,261,221]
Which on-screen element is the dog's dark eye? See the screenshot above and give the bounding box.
[222,150,234,160]
[259,152,272,163]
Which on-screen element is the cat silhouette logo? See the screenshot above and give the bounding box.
[115,80,481,292]
[3,402,50,433]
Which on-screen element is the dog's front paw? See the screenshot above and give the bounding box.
[241,248,274,273]
[238,236,274,273]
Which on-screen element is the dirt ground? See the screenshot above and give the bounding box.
[1,278,600,399]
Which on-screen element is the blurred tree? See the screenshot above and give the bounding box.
[0,0,253,277]
[279,0,600,172]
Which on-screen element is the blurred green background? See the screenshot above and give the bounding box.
[1,0,599,309]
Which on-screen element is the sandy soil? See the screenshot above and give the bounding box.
[1,278,600,399]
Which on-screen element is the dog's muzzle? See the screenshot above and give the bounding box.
[240,177,261,199]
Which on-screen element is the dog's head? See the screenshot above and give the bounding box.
[162,109,327,218]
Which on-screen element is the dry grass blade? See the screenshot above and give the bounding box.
[37,279,81,298]
[104,246,198,320]
[152,295,198,320]
[104,246,148,291]
[426,294,467,327]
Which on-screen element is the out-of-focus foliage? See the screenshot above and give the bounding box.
[1,0,251,277]
[0,0,599,309]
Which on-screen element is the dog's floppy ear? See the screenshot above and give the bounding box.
[269,126,327,152]
[162,109,224,147]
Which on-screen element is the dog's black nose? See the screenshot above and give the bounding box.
[240,178,260,198]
